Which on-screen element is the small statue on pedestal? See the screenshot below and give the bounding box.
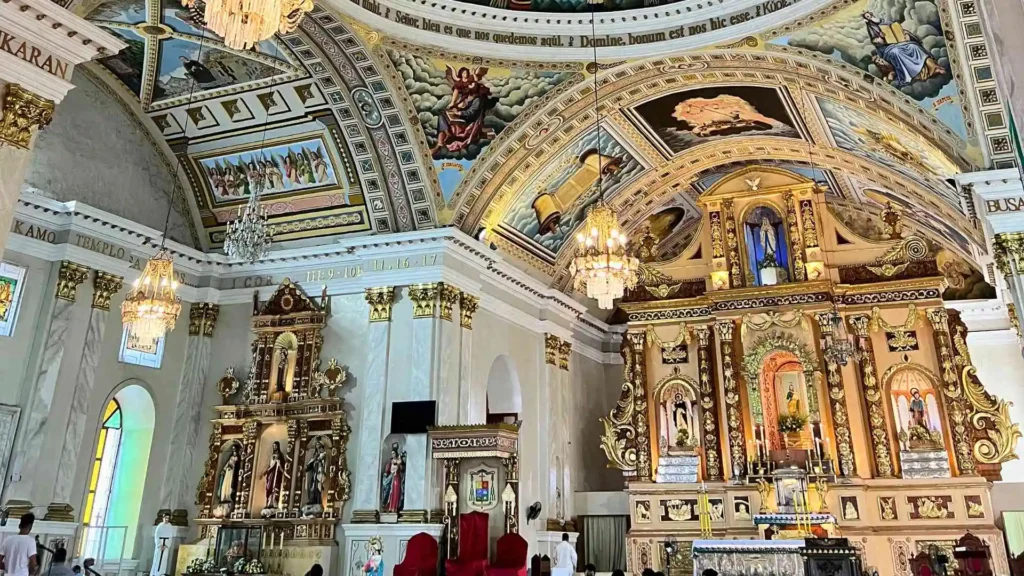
[215,444,241,517]
[302,438,327,517]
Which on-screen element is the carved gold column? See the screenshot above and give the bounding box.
[0,84,56,257]
[814,312,857,479]
[722,200,743,288]
[784,192,806,281]
[695,325,724,481]
[926,308,977,476]
[714,320,746,480]
[327,415,352,518]
[626,330,653,481]
[197,423,223,518]
[232,420,260,518]
[800,199,819,248]
[848,315,894,478]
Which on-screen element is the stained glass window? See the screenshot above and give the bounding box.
[0,262,28,337]
[83,399,122,529]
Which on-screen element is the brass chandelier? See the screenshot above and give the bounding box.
[568,5,638,310]
[121,249,182,348]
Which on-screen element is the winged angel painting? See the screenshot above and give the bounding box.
[433,66,497,156]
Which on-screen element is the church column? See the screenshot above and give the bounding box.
[351,287,395,522]
[436,284,462,426]
[625,330,652,482]
[0,4,126,257]
[458,293,480,423]
[557,338,574,519]
[926,307,978,476]
[4,260,89,511]
[158,303,219,523]
[722,200,744,288]
[694,325,724,481]
[783,192,807,282]
[813,312,857,479]
[713,320,746,481]
[848,315,895,478]
[403,283,439,521]
[48,271,123,521]
[543,334,563,522]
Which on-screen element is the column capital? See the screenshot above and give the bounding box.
[557,339,571,371]
[91,271,123,311]
[693,324,712,347]
[713,319,735,341]
[408,283,439,319]
[438,283,460,322]
[926,307,949,331]
[544,334,559,366]
[0,84,54,150]
[848,314,871,338]
[55,260,89,302]
[189,302,220,337]
[365,286,395,322]
[459,293,479,329]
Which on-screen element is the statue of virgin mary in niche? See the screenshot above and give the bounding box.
[743,206,789,286]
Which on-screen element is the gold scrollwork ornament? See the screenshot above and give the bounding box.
[0,84,55,149]
[313,358,348,393]
[218,367,240,399]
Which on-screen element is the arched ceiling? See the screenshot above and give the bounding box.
[65,0,1012,288]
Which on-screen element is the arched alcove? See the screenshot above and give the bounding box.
[80,381,156,561]
[485,354,522,423]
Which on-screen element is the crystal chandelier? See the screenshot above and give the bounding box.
[187,0,311,50]
[224,179,272,263]
[570,200,639,309]
[121,249,182,348]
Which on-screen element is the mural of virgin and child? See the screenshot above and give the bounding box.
[432,66,498,157]
[862,11,946,88]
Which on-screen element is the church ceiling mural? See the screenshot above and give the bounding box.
[767,0,976,156]
[79,0,305,111]
[383,45,579,207]
[625,85,806,158]
[452,0,683,12]
[498,127,645,259]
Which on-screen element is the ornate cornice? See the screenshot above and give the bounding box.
[91,271,123,311]
[0,84,54,150]
[55,261,90,302]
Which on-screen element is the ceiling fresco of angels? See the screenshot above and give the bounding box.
[78,0,305,110]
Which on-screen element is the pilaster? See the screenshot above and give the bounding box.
[713,320,745,481]
[694,325,723,481]
[5,260,88,509]
[626,330,652,482]
[404,283,439,513]
[436,283,462,426]
[926,307,978,476]
[159,302,219,521]
[352,287,395,516]
[848,315,894,478]
[813,312,858,480]
[458,293,479,423]
[50,271,123,518]
[543,334,564,522]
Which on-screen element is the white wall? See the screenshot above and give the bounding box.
[23,71,193,247]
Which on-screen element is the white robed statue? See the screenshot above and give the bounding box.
[759,217,777,266]
[150,515,176,576]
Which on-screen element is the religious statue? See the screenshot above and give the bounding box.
[759,217,778,267]
[357,537,384,576]
[909,388,928,429]
[150,514,175,576]
[380,442,406,513]
[673,404,691,447]
[844,500,859,520]
[786,383,800,416]
[260,441,289,516]
[303,438,327,516]
[218,444,240,504]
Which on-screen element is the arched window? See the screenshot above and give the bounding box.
[83,399,122,530]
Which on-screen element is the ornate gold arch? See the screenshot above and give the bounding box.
[652,373,700,404]
[740,330,820,423]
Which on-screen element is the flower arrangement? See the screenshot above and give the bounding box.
[231,558,265,574]
[777,413,807,433]
[186,559,217,574]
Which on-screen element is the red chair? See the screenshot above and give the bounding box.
[446,512,490,576]
[486,533,528,576]
[395,533,438,576]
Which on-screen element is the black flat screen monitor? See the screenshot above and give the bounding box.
[390,400,436,434]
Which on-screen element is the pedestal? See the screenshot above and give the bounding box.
[340,523,443,576]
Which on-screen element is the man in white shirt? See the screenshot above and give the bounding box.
[552,533,576,576]
[0,513,38,576]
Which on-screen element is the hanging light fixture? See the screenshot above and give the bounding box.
[185,0,312,51]
[568,3,639,310]
[820,304,855,367]
[224,181,272,262]
[122,26,215,346]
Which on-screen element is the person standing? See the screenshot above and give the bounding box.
[0,513,38,576]
[552,533,576,576]
[46,548,73,576]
